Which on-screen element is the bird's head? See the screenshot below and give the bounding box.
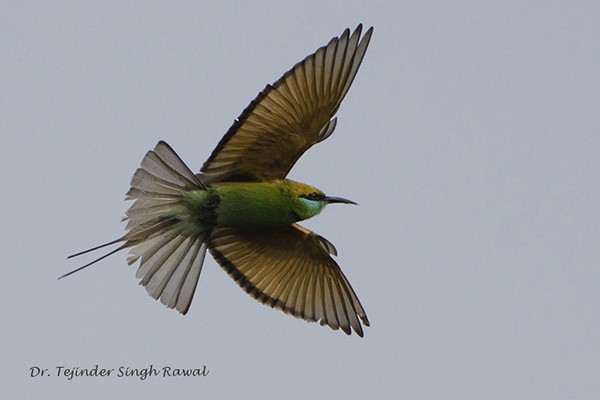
[287,181,357,221]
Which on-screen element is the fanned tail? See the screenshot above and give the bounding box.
[63,141,209,314]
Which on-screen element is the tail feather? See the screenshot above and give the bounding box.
[130,167,189,194]
[140,141,204,189]
[170,240,207,313]
[124,218,177,243]
[143,236,194,298]
[63,141,209,314]
[60,241,128,279]
[125,187,181,201]
[137,234,188,284]
[66,238,123,260]
[123,201,180,230]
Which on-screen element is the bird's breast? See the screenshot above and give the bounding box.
[212,182,297,227]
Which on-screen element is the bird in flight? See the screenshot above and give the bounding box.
[62,24,373,337]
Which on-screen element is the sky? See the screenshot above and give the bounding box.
[2,1,600,399]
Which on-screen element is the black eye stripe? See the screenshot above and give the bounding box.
[301,192,322,201]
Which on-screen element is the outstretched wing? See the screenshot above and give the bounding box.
[208,224,369,336]
[201,24,373,182]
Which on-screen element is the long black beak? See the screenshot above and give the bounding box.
[324,196,357,205]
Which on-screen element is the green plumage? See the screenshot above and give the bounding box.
[212,180,325,227]
[156,179,327,237]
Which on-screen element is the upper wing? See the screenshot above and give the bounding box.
[200,24,373,182]
[208,224,369,336]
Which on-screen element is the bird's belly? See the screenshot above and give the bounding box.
[213,184,296,227]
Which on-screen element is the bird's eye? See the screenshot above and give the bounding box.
[303,192,322,201]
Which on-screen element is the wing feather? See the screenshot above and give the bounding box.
[201,25,373,182]
[208,224,369,336]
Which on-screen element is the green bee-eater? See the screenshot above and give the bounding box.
[63,25,373,337]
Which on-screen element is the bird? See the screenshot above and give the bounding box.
[62,24,373,337]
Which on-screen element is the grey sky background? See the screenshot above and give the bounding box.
[2,1,600,399]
